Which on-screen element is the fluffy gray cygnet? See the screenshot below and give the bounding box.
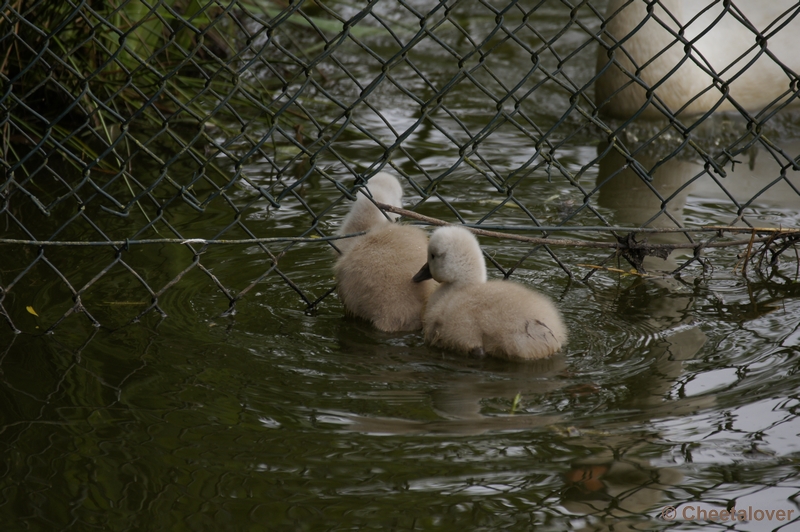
[413,226,566,360]
[334,172,436,332]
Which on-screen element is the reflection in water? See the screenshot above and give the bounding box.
[327,282,708,528]
[597,140,800,228]
[595,138,800,273]
[563,456,683,531]
[555,276,707,529]
[2,266,799,530]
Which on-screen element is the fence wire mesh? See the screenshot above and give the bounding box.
[3,2,800,529]
[2,0,800,334]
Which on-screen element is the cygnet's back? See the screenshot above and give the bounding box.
[334,173,436,332]
[413,226,566,360]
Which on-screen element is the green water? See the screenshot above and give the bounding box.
[3,250,800,530]
[3,2,800,530]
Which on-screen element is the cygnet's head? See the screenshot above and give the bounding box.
[339,172,403,236]
[366,172,403,211]
[413,226,487,285]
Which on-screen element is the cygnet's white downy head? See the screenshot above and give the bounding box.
[413,226,486,285]
[338,172,403,238]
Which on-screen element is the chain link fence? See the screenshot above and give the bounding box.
[2,0,800,334]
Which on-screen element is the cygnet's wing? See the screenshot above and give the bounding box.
[477,281,566,361]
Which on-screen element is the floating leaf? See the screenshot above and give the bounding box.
[26,306,39,317]
[510,392,522,414]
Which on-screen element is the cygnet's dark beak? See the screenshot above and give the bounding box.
[412,262,432,283]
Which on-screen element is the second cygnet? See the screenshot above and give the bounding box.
[334,172,436,332]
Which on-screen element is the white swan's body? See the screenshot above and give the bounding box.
[413,226,566,361]
[596,0,800,118]
[334,173,435,332]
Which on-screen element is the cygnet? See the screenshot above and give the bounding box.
[413,226,567,360]
[334,172,436,332]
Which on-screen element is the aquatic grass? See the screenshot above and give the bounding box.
[1,0,393,242]
[1,0,366,181]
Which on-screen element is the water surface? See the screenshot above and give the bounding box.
[2,2,800,531]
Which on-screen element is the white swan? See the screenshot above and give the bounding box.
[413,226,567,361]
[596,0,800,118]
[334,172,436,332]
